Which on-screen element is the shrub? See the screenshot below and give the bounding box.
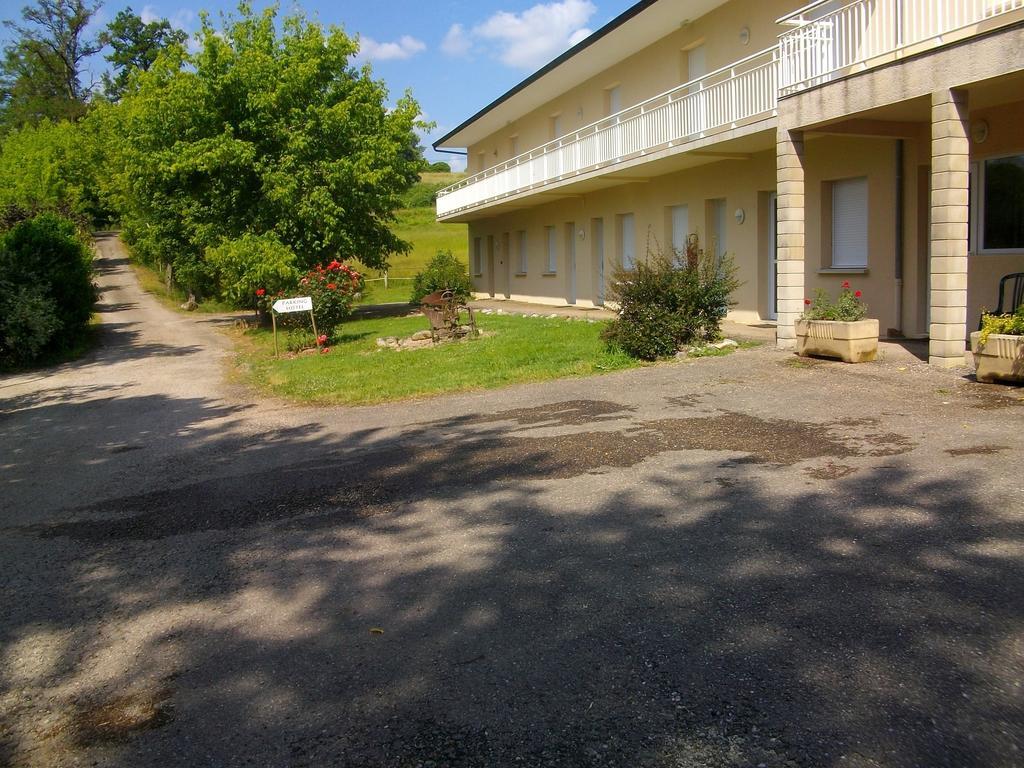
[802,281,867,321]
[0,213,97,368]
[400,181,447,208]
[602,237,740,361]
[978,302,1024,345]
[411,250,472,305]
[207,234,300,309]
[294,260,364,332]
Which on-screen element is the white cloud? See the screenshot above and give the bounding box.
[358,35,427,62]
[139,6,195,32]
[441,23,472,58]
[450,0,596,71]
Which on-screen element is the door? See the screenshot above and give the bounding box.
[592,218,605,306]
[566,222,577,305]
[500,232,511,299]
[486,235,495,298]
[768,192,778,320]
[707,198,727,263]
[687,45,707,134]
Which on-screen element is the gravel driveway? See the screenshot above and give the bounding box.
[1,236,1023,767]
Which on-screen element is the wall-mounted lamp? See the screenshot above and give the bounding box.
[970,119,989,144]
[578,229,586,240]
[739,26,750,46]
[734,208,746,225]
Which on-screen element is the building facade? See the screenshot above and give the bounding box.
[434,0,1024,366]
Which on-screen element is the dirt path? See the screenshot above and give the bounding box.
[1,236,1023,767]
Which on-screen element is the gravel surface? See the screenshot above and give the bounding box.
[1,236,1023,767]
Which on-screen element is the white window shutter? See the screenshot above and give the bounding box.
[832,177,868,268]
[671,205,689,254]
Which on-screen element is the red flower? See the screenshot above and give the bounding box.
[327,260,341,271]
[841,280,850,289]
[317,334,328,345]
[854,290,862,298]
[255,288,266,296]
[320,347,330,354]
[804,298,812,305]
[327,283,337,290]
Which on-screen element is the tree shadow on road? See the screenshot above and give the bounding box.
[1,393,1022,767]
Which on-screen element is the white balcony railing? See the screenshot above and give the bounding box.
[779,0,1024,93]
[436,47,778,217]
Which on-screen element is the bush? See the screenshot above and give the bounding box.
[400,181,447,208]
[979,302,1024,345]
[294,260,364,333]
[411,250,472,305]
[803,281,867,321]
[602,237,740,360]
[207,233,300,309]
[0,213,97,368]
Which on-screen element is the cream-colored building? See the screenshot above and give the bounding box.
[434,0,1024,366]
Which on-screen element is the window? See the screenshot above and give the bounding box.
[517,230,528,273]
[619,213,636,270]
[980,154,1024,251]
[831,177,868,268]
[605,85,621,116]
[545,226,557,273]
[670,205,689,254]
[473,237,482,275]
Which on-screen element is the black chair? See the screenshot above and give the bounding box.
[979,272,1024,329]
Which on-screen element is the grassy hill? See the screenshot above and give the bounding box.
[356,171,469,303]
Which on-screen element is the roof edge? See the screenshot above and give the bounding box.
[432,0,661,150]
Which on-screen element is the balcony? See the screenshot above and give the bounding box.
[436,47,779,219]
[779,0,1024,94]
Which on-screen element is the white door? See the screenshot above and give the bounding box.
[768,193,778,320]
[708,199,727,263]
[593,218,605,305]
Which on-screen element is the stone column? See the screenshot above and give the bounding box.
[929,88,970,368]
[776,128,806,348]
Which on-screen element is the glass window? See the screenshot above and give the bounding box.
[473,237,482,275]
[517,231,528,273]
[983,154,1024,250]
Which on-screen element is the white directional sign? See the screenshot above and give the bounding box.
[272,296,313,314]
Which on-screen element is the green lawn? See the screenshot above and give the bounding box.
[358,280,415,305]
[236,313,639,405]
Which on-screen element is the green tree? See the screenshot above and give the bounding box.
[0,0,102,129]
[99,8,187,101]
[112,4,424,296]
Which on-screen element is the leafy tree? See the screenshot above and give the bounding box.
[99,8,187,101]
[112,4,424,296]
[0,0,102,129]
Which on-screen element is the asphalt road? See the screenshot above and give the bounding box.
[1,235,1023,767]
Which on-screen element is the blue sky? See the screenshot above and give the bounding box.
[0,0,640,170]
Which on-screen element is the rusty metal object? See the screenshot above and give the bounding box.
[419,290,477,342]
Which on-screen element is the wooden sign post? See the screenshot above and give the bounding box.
[270,296,315,357]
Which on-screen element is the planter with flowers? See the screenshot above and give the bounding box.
[970,303,1024,384]
[795,282,878,363]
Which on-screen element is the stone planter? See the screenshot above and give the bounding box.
[970,331,1024,384]
[795,318,879,363]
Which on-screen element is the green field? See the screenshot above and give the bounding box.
[357,172,468,280]
[236,313,639,405]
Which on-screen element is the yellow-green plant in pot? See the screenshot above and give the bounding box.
[971,304,1024,384]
